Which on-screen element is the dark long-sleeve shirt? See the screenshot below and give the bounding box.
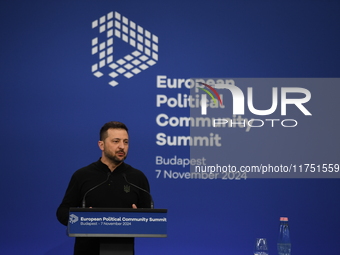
[57,159,151,226]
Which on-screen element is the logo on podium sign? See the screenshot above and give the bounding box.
[69,214,79,224]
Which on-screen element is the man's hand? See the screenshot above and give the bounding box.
[132,204,137,209]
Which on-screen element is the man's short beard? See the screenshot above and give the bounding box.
[104,150,127,164]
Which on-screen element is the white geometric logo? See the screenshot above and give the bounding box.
[91,11,159,87]
[69,214,79,224]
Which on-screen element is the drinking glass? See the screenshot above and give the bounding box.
[254,238,268,255]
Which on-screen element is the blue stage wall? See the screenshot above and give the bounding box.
[1,1,340,254]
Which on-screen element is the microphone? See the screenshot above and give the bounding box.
[122,173,154,209]
[82,172,111,208]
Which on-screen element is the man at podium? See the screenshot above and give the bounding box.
[56,121,151,255]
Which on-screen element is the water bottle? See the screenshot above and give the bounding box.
[277,217,291,255]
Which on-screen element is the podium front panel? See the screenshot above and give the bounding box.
[68,208,167,237]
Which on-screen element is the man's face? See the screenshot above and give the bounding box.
[99,128,129,164]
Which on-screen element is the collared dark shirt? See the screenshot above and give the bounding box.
[57,159,151,226]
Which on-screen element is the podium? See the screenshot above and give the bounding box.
[68,208,167,255]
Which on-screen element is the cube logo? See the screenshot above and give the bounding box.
[91,12,159,87]
[69,214,79,224]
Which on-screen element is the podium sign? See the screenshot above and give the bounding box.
[68,208,167,238]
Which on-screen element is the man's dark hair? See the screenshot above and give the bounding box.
[99,121,129,141]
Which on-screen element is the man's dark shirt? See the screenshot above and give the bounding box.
[56,159,151,254]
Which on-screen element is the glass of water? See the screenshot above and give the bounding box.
[254,238,269,255]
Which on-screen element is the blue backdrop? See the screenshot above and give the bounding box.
[1,0,340,254]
